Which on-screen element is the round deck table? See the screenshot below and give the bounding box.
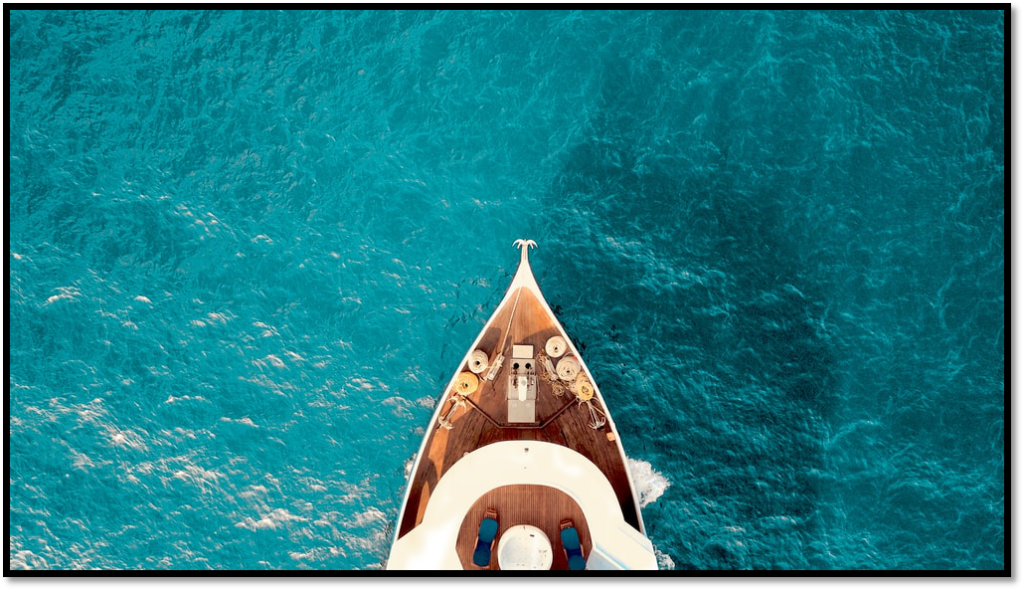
[497,524,553,570]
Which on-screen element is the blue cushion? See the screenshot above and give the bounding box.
[473,545,491,567]
[568,553,586,570]
[473,516,499,567]
[560,526,581,551]
[561,526,585,570]
[478,517,499,543]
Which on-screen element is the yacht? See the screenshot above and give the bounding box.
[386,240,658,570]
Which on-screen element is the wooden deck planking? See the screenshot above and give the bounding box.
[456,484,592,570]
[398,287,641,541]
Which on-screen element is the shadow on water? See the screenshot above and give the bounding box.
[538,10,1005,571]
[541,48,839,569]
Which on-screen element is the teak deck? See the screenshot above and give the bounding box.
[397,286,642,567]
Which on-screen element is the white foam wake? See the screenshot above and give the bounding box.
[627,457,670,508]
[627,457,673,570]
[654,546,676,570]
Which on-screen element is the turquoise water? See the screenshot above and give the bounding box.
[8,10,1004,571]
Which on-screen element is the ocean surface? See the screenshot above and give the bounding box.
[8,10,1004,571]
